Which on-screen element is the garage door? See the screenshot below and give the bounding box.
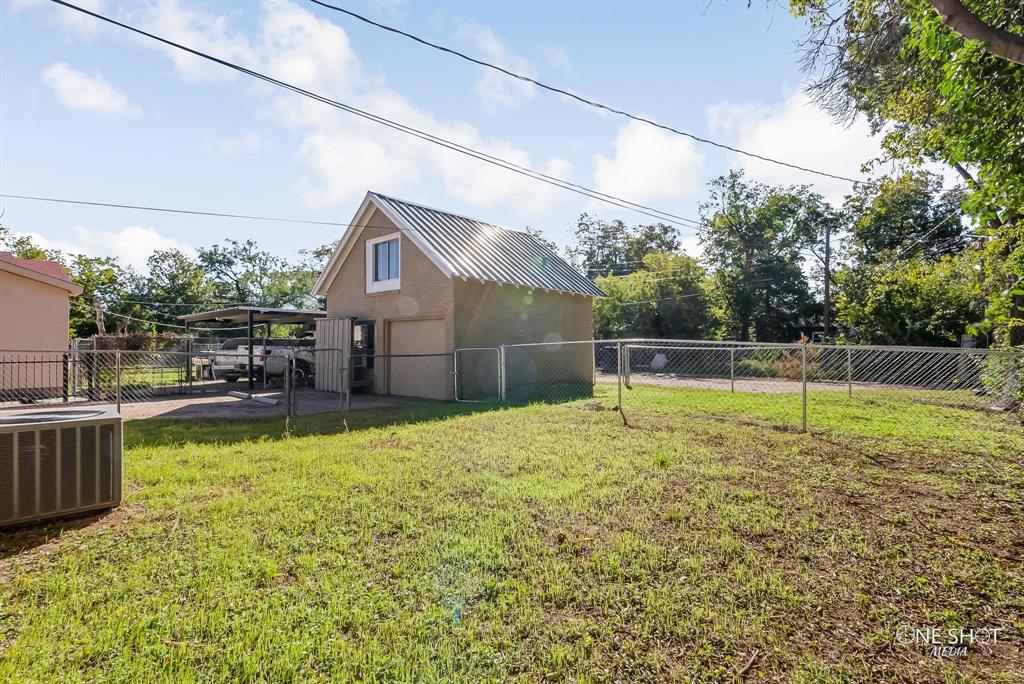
[389,318,449,400]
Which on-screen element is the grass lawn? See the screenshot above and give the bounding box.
[1,386,1022,682]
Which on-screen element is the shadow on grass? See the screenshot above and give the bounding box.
[0,507,123,560]
[123,400,507,449]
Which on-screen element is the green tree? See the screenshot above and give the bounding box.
[594,252,711,338]
[791,0,1024,343]
[699,171,824,341]
[66,255,145,339]
[843,171,967,265]
[198,239,288,305]
[837,251,986,345]
[569,215,681,276]
[0,225,63,262]
[143,249,216,327]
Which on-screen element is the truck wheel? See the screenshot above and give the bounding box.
[294,361,313,388]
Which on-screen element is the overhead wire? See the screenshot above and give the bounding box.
[0,193,352,227]
[308,0,873,188]
[48,0,702,230]
[70,300,251,332]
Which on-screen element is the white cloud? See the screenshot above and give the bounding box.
[455,23,536,108]
[41,62,140,118]
[21,226,195,272]
[252,2,569,216]
[52,0,107,38]
[125,0,258,83]
[593,120,705,202]
[539,46,571,73]
[10,0,108,39]
[706,88,882,204]
[43,1,572,219]
[220,132,263,154]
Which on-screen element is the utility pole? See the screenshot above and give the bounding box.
[822,221,831,343]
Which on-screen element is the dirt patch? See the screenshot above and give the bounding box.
[0,504,139,581]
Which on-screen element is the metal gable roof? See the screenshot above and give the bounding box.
[370,193,605,298]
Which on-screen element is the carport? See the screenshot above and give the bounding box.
[180,306,327,389]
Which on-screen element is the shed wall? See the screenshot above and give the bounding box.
[323,208,455,399]
[453,280,594,401]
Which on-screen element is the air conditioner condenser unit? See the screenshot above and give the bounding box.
[0,407,123,528]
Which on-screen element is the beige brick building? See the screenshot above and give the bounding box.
[312,192,604,401]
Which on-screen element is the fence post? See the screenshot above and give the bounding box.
[616,340,623,409]
[800,346,808,433]
[115,350,122,414]
[62,352,70,403]
[846,347,852,398]
[624,344,631,387]
[338,350,347,413]
[499,345,507,405]
[730,348,735,393]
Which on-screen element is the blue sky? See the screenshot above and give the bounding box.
[1,0,889,272]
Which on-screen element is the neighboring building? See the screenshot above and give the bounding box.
[312,192,605,401]
[0,252,83,398]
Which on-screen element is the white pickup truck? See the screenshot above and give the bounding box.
[206,338,314,383]
[262,347,316,386]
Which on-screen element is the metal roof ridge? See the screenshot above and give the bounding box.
[369,191,533,236]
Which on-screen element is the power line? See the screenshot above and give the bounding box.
[309,0,872,188]
[70,300,249,332]
[606,274,797,306]
[111,299,247,309]
[1,193,351,227]
[2,197,565,254]
[49,0,702,229]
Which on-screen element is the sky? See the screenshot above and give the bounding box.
[1,0,897,273]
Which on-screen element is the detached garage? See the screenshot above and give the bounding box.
[312,192,605,401]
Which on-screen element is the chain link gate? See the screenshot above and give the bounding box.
[454,348,501,402]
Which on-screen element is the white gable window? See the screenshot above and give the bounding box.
[366,233,400,293]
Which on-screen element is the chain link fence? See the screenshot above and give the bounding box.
[2,340,1020,432]
[624,340,1021,431]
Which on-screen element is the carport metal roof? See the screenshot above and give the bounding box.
[179,306,327,326]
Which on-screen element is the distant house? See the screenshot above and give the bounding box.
[0,252,82,398]
[312,192,604,401]
[0,252,82,350]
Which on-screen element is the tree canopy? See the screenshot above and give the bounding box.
[791,0,1024,344]
[698,171,824,341]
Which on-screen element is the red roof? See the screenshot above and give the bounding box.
[0,252,81,293]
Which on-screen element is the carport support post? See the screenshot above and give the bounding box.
[247,309,255,391]
[800,346,808,433]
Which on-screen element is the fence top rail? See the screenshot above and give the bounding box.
[350,352,454,359]
[500,339,617,349]
[624,344,792,353]
[495,338,1019,356]
[624,338,1017,355]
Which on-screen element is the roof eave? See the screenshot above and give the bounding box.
[0,259,83,295]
